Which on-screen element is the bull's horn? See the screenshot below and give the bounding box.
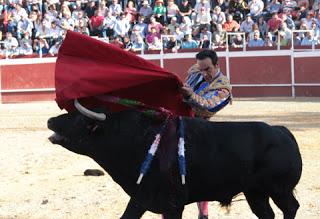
[74,99,106,121]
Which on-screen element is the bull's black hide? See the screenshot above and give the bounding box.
[48,109,302,219]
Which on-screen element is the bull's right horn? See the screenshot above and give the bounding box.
[74,99,106,121]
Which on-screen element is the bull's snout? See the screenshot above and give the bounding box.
[47,118,54,129]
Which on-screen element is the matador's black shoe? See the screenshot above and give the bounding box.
[198,215,208,219]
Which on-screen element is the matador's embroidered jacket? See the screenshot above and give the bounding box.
[185,64,232,119]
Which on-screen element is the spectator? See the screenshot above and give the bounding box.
[240,14,254,34]
[74,19,90,35]
[48,40,62,56]
[179,0,192,19]
[139,0,153,21]
[174,26,185,40]
[297,0,309,9]
[267,12,282,34]
[223,14,240,32]
[85,0,97,19]
[194,0,211,25]
[131,35,146,51]
[199,34,210,48]
[109,0,122,17]
[165,35,181,51]
[181,34,198,48]
[214,0,228,12]
[212,23,226,45]
[264,32,275,46]
[292,32,302,46]
[301,31,317,45]
[179,15,192,35]
[282,0,297,15]
[11,4,28,23]
[278,31,290,46]
[36,20,50,38]
[248,30,264,47]
[148,36,162,50]
[98,0,109,16]
[211,6,226,26]
[148,16,163,34]
[248,0,264,20]
[17,13,33,39]
[228,0,249,22]
[199,25,212,43]
[17,32,33,55]
[301,11,315,29]
[281,13,295,30]
[315,12,320,28]
[248,23,260,40]
[257,16,267,38]
[60,12,75,31]
[124,0,137,24]
[33,37,50,55]
[231,33,244,48]
[89,9,104,36]
[48,21,63,45]
[102,11,116,38]
[133,15,148,37]
[48,4,59,20]
[146,26,160,43]
[311,22,320,40]
[130,25,143,42]
[153,0,166,24]
[167,0,179,24]
[110,35,124,48]
[113,12,130,38]
[280,22,292,41]
[265,0,281,19]
[123,36,133,50]
[168,16,179,34]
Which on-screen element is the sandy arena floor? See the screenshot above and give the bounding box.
[0,98,319,219]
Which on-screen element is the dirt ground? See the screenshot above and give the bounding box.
[0,98,319,219]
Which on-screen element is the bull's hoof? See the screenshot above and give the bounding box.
[84,169,105,176]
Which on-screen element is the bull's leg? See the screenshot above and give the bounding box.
[162,207,184,219]
[270,191,299,219]
[244,191,275,219]
[120,198,146,219]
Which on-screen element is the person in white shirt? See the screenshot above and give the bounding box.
[240,14,254,34]
[113,13,130,38]
[49,41,62,56]
[17,14,33,39]
[18,32,33,55]
[4,32,19,57]
[249,0,264,19]
[139,0,153,20]
[109,0,122,16]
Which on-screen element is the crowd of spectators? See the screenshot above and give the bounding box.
[0,0,320,58]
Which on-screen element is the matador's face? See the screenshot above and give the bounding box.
[197,58,217,81]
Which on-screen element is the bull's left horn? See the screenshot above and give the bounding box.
[74,99,106,121]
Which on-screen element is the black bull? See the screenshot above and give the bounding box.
[47,109,302,219]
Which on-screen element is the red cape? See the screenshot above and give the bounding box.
[55,31,192,116]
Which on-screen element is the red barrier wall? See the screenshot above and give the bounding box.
[1,51,320,103]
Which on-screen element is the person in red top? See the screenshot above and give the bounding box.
[223,14,240,32]
[89,9,105,36]
[267,12,282,34]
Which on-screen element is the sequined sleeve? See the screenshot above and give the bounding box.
[188,88,231,113]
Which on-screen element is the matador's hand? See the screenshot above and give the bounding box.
[180,85,193,98]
